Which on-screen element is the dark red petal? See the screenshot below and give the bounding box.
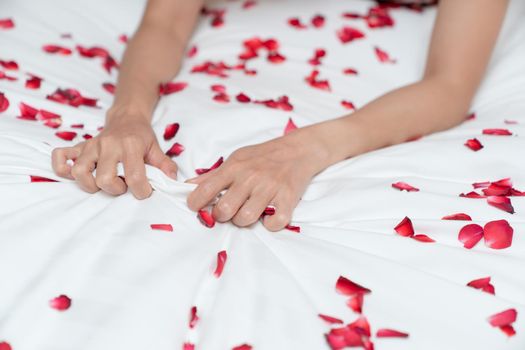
[466,112,476,120]
[49,294,72,311]
[376,328,409,338]
[25,75,42,89]
[195,157,224,175]
[337,26,365,43]
[0,342,12,350]
[0,18,15,29]
[284,118,297,135]
[102,82,115,94]
[198,209,215,228]
[411,234,435,243]
[150,224,173,232]
[263,206,276,216]
[346,293,364,313]
[165,142,185,157]
[458,224,484,249]
[336,276,371,296]
[483,184,511,196]
[55,131,77,141]
[467,277,495,295]
[0,92,9,112]
[42,44,72,55]
[391,181,419,192]
[319,314,344,324]
[499,325,516,337]
[483,220,513,249]
[232,345,252,350]
[187,45,198,58]
[159,82,188,95]
[214,250,227,278]
[374,46,396,63]
[30,175,58,183]
[19,102,38,120]
[285,224,301,233]
[343,68,358,75]
[288,17,307,29]
[267,51,286,64]
[486,196,514,214]
[341,100,355,110]
[311,14,325,28]
[482,128,512,136]
[441,213,472,221]
[465,138,483,151]
[236,93,251,103]
[394,216,414,237]
[0,60,19,70]
[189,306,199,328]
[488,309,517,327]
[163,123,180,141]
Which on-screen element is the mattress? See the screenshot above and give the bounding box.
[0,0,524,349]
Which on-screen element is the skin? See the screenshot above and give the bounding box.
[52,0,509,231]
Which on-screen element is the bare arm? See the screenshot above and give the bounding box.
[52,0,203,199]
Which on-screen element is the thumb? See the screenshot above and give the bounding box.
[146,142,179,180]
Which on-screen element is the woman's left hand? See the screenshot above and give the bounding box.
[185,128,329,231]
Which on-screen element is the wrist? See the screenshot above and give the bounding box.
[106,103,151,126]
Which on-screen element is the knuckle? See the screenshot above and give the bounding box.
[95,174,114,188]
[125,171,144,186]
[71,164,88,178]
[238,208,258,223]
[55,164,70,177]
[215,200,234,218]
[199,182,216,197]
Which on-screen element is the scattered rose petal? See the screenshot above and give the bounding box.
[232,345,252,350]
[311,14,325,28]
[0,342,12,350]
[285,224,301,233]
[159,82,188,95]
[347,293,364,313]
[198,209,215,228]
[484,220,513,249]
[0,18,15,29]
[55,131,77,141]
[102,82,115,94]
[411,234,435,243]
[214,250,227,278]
[319,314,344,324]
[488,309,517,327]
[236,93,251,103]
[183,343,195,350]
[465,138,483,151]
[458,224,484,249]
[118,34,128,43]
[42,44,72,55]
[482,128,512,136]
[459,191,486,199]
[189,306,199,328]
[441,213,472,221]
[376,328,409,338]
[343,68,358,75]
[25,75,42,89]
[487,196,514,214]
[0,92,9,112]
[467,276,495,295]
[341,100,355,110]
[150,224,173,232]
[196,156,224,175]
[165,142,185,157]
[374,46,396,63]
[288,17,307,29]
[47,88,98,108]
[49,294,71,311]
[394,216,414,237]
[0,59,18,70]
[163,123,180,141]
[30,175,57,183]
[337,26,365,43]
[284,118,297,135]
[392,182,419,192]
[336,276,371,296]
[213,92,230,103]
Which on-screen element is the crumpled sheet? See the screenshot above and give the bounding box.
[0,0,524,349]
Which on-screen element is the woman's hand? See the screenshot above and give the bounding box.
[51,107,178,199]
[185,128,330,231]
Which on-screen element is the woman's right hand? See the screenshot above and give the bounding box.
[51,107,179,199]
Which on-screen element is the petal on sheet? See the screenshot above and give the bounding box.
[285,224,301,233]
[236,93,251,103]
[189,306,199,328]
[347,293,364,314]
[482,128,512,136]
[159,82,188,95]
[214,250,227,278]
[343,68,358,75]
[311,14,325,28]
[163,123,180,141]
[394,216,414,237]
[49,294,72,311]
[459,191,486,199]
[319,314,344,324]
[182,343,195,350]
[195,156,224,175]
[232,345,252,350]
[30,175,58,183]
[465,138,483,151]
[488,309,517,327]
[374,46,396,63]
[267,52,286,64]
[213,92,230,103]
[483,220,513,249]
[25,75,42,89]
[165,142,185,157]
[284,118,297,135]
[441,213,472,221]
[336,276,371,296]
[376,328,409,338]
[198,209,215,228]
[42,44,73,55]
[411,234,435,243]
[0,92,9,112]
[150,224,173,232]
[486,196,514,214]
[391,181,419,192]
[0,60,19,70]
[0,18,15,29]
[458,224,484,249]
[467,276,495,295]
[336,26,365,43]
[0,342,12,350]
[341,100,355,110]
[102,82,115,94]
[348,316,371,337]
[55,131,77,141]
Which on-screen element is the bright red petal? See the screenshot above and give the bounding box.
[183,343,195,350]
[49,294,72,311]
[159,82,188,95]
[165,142,185,157]
[214,250,227,278]
[0,342,12,350]
[30,175,58,183]
[150,224,173,232]
[458,224,483,249]
[311,14,325,28]
[236,93,251,103]
[467,276,495,295]
[483,220,513,249]
[285,224,301,233]
[232,345,252,350]
[0,92,9,112]
[336,276,371,296]
[163,123,180,141]
[319,314,344,324]
[188,306,199,328]
[376,328,409,338]
[394,216,414,237]
[391,182,419,192]
[198,209,215,228]
[486,196,514,214]
[374,46,396,63]
[465,138,483,151]
[441,213,472,221]
[411,234,435,243]
[347,293,364,314]
[337,26,365,43]
[284,118,298,135]
[0,18,15,29]
[488,309,517,327]
[482,128,512,136]
[55,131,77,141]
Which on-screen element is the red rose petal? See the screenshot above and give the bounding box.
[47,88,98,108]
[343,68,358,75]
[0,92,9,112]
[311,14,325,28]
[0,60,18,70]
[337,26,365,43]
[42,44,72,55]
[483,220,513,249]
[159,82,188,95]
[30,175,57,183]
[486,196,514,214]
[411,234,435,243]
[0,18,15,29]
[211,84,226,93]
[213,92,230,103]
[195,156,224,175]
[459,191,486,199]
[465,138,483,151]
[347,293,364,314]
[466,112,476,120]
[236,93,251,103]
[325,331,349,350]
[341,100,355,110]
[267,51,286,64]
[467,276,495,295]
[49,294,71,311]
[198,209,215,228]
[305,69,331,91]
[55,131,77,141]
[376,328,409,338]
[458,224,484,249]
[499,325,516,337]
[165,142,185,157]
[441,213,472,221]
[394,216,414,237]
[25,75,42,89]
[374,46,396,63]
[285,224,301,233]
[183,343,195,350]
[263,206,276,216]
[349,316,371,337]
[336,276,371,296]
[232,345,252,350]
[319,314,344,324]
[482,128,512,136]
[163,123,180,141]
[391,181,419,192]
[214,250,227,278]
[150,224,173,232]
[118,34,128,43]
[102,82,115,94]
[488,308,517,327]
[284,118,297,135]
[288,17,308,29]
[188,306,199,328]
[0,342,12,350]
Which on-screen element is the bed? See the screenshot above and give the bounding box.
[0,0,524,349]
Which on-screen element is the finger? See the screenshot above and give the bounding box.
[122,148,152,200]
[146,142,178,180]
[262,190,298,232]
[212,182,253,223]
[95,151,127,196]
[187,170,232,212]
[232,186,276,227]
[185,170,215,184]
[51,144,83,179]
[70,148,99,193]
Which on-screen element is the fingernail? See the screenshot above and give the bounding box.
[185,177,197,183]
